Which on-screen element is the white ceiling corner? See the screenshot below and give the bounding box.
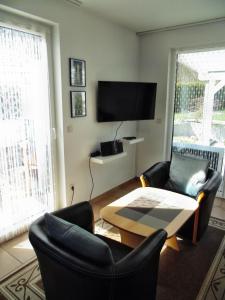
[77,0,225,33]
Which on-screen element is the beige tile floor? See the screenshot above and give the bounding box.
[211,197,225,220]
[0,232,36,282]
[0,194,224,282]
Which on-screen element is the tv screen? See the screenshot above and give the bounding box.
[97,81,157,122]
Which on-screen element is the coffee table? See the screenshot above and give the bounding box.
[100,187,199,251]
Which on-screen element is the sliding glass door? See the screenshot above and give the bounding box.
[172,49,225,197]
[0,25,54,242]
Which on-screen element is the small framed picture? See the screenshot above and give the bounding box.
[69,58,86,87]
[70,91,86,118]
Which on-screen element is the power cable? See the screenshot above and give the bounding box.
[89,156,94,200]
[70,186,75,206]
[114,121,123,141]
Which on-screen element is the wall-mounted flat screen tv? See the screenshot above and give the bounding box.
[97,81,157,122]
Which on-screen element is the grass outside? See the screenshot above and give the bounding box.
[175,110,225,122]
[212,111,225,121]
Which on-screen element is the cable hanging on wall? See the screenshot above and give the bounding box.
[114,121,123,141]
[89,156,94,200]
[70,186,75,206]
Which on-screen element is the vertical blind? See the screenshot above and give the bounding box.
[0,25,54,243]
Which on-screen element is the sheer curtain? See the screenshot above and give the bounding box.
[0,25,54,243]
[173,49,225,146]
[172,49,225,197]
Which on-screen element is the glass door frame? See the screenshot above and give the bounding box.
[0,10,59,210]
[165,45,225,198]
[166,45,225,158]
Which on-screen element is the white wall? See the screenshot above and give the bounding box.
[137,20,225,174]
[0,0,139,206]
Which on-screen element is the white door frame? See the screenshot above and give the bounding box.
[165,45,225,198]
[0,9,59,208]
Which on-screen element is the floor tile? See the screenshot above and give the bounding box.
[214,198,222,207]
[1,232,36,264]
[211,205,225,220]
[0,247,21,280]
[220,199,225,209]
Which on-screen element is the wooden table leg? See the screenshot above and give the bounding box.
[166,235,180,251]
[119,229,144,248]
[192,208,199,245]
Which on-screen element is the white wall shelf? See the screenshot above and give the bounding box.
[122,137,144,144]
[90,152,127,164]
[91,138,144,165]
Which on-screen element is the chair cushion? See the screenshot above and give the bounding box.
[96,234,132,262]
[164,153,209,197]
[45,213,113,265]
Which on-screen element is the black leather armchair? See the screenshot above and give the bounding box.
[140,161,222,243]
[29,202,167,300]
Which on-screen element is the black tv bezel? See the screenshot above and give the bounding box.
[97,80,157,122]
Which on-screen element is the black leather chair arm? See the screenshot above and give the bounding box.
[197,169,221,238]
[143,162,170,188]
[116,229,167,274]
[112,230,167,300]
[197,168,222,199]
[53,201,94,233]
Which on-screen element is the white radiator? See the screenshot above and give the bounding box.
[172,142,224,197]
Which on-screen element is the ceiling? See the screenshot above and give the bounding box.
[77,0,225,33]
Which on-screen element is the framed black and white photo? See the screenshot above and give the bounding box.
[69,58,86,87]
[70,91,86,118]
